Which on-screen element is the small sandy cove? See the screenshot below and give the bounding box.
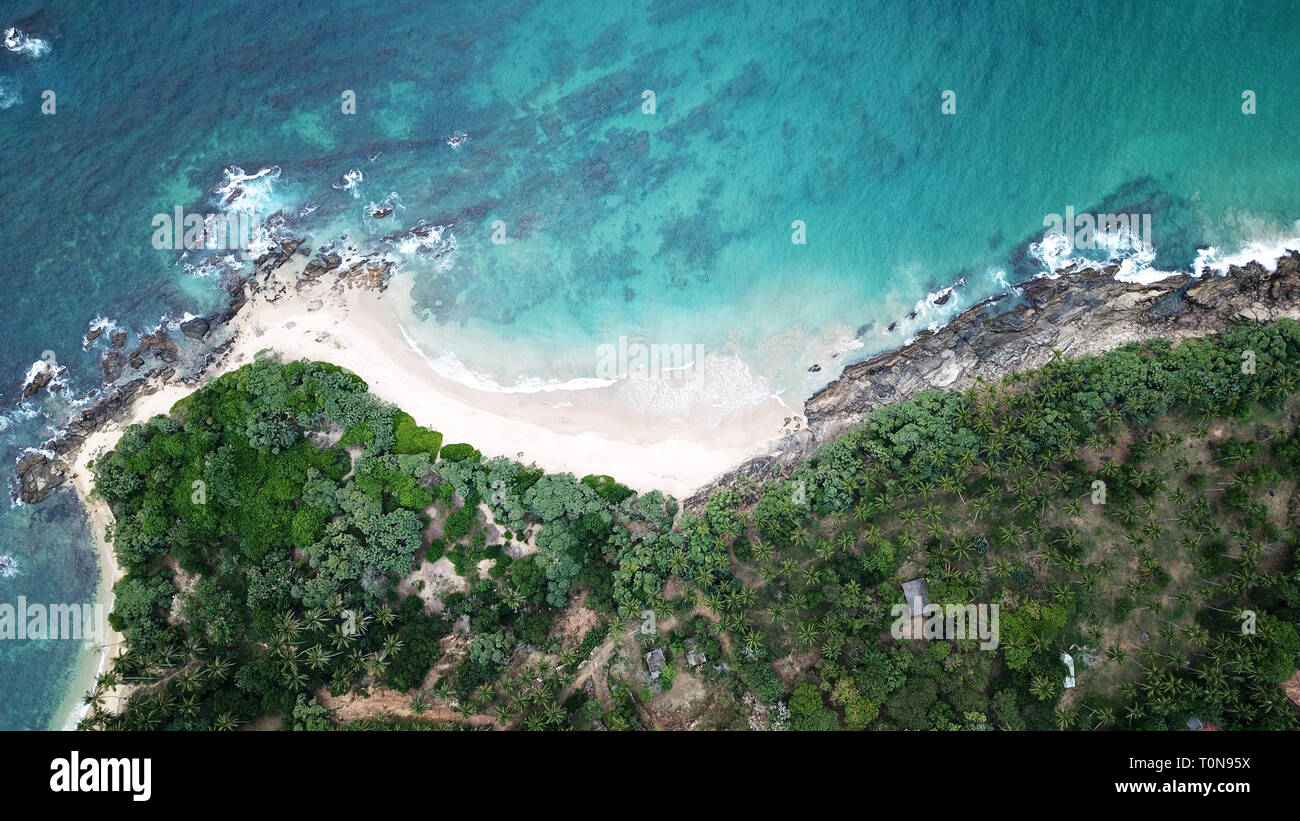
[59,272,792,727]
[223,278,792,497]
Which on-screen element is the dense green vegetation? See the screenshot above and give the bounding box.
[80,321,1300,730]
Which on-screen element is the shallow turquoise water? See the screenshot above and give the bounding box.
[0,0,1298,728]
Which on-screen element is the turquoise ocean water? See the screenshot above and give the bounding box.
[1,0,1298,728]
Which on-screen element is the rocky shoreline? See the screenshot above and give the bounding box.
[14,232,399,505]
[683,251,1300,510]
[16,239,1300,513]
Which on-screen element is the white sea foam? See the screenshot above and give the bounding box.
[19,357,70,399]
[1029,214,1300,285]
[333,168,363,198]
[396,323,617,394]
[181,250,247,279]
[1193,231,1300,278]
[208,165,283,258]
[1027,229,1082,280]
[365,192,406,229]
[0,77,18,109]
[612,350,779,426]
[395,318,780,426]
[0,402,40,433]
[989,268,1010,291]
[22,358,53,385]
[86,315,123,338]
[390,222,457,259]
[903,278,967,336]
[212,165,281,218]
[0,554,16,578]
[3,27,50,58]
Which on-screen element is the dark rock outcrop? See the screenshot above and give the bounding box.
[14,220,406,507]
[180,317,211,340]
[805,254,1300,442]
[684,252,1300,510]
[16,452,66,503]
[100,350,125,382]
[137,330,180,363]
[22,368,53,398]
[15,377,151,503]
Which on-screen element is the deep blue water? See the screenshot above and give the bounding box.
[1,0,1298,728]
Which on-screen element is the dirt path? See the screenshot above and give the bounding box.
[316,685,497,728]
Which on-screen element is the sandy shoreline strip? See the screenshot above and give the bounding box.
[56,383,191,729]
[56,274,792,729]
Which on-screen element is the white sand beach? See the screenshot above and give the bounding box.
[57,269,795,728]
[221,266,796,496]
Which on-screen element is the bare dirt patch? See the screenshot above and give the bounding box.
[316,685,495,728]
[555,594,599,649]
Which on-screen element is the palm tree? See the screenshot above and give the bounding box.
[821,633,845,661]
[301,644,335,670]
[1091,705,1117,730]
[501,586,526,612]
[996,524,1021,548]
[1029,675,1060,701]
[82,686,106,710]
[836,530,854,554]
[702,592,725,615]
[213,712,238,732]
[851,501,873,524]
[542,703,566,727]
[1050,583,1072,604]
[174,667,204,694]
[1054,706,1076,730]
[735,586,757,609]
[795,622,819,647]
[205,655,234,684]
[177,694,201,719]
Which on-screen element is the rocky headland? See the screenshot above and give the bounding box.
[684,252,1300,510]
[14,231,397,504]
